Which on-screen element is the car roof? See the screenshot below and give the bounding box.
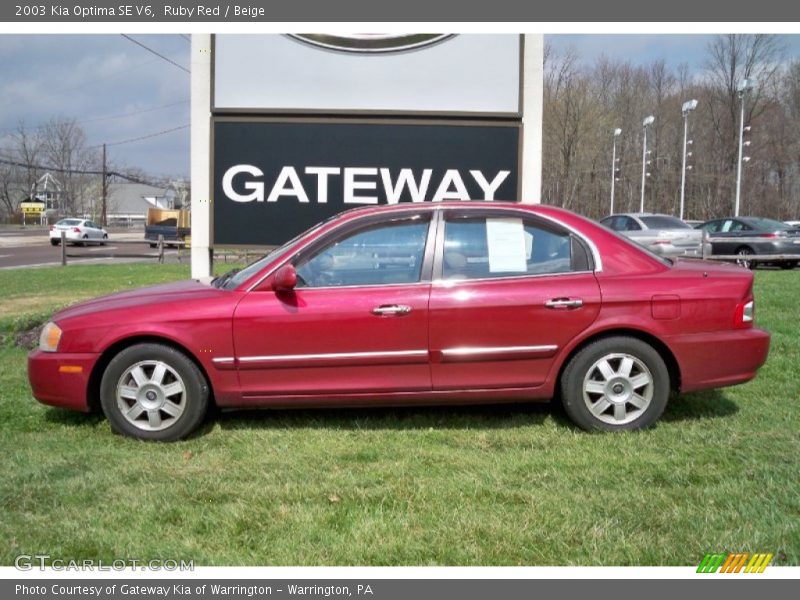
[608,213,676,218]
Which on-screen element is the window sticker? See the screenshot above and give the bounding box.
[486,218,527,273]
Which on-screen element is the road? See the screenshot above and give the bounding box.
[0,228,186,269]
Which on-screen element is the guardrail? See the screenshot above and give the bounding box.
[58,231,186,265]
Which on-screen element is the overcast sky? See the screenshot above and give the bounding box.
[1,34,798,181]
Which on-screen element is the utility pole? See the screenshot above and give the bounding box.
[680,99,698,221]
[101,143,107,227]
[735,79,755,217]
[640,115,655,212]
[610,128,621,215]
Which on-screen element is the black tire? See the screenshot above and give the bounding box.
[100,343,209,441]
[735,246,756,270]
[560,336,670,432]
[780,261,797,270]
[50,239,59,246]
[149,243,157,249]
[100,233,108,246]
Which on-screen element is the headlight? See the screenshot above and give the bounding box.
[39,322,62,352]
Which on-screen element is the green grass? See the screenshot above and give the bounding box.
[0,265,798,565]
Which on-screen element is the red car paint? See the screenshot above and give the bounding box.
[28,202,770,415]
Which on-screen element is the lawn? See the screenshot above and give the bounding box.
[0,264,798,566]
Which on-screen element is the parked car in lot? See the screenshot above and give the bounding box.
[599,213,705,257]
[696,216,800,269]
[49,218,108,246]
[29,202,770,440]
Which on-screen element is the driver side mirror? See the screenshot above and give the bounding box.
[272,264,297,292]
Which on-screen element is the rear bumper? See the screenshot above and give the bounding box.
[27,350,99,412]
[667,327,771,393]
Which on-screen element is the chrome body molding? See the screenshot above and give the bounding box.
[439,344,558,363]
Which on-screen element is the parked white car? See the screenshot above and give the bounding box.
[49,218,108,246]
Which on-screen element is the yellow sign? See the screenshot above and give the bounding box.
[20,202,44,215]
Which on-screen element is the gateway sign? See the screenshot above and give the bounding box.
[213,121,519,246]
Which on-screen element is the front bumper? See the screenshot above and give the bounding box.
[27,350,99,412]
[667,327,771,393]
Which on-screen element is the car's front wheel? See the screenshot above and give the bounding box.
[100,343,209,441]
[560,336,670,431]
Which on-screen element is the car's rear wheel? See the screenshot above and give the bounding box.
[560,336,670,431]
[100,343,209,441]
[100,233,108,246]
[735,246,756,270]
[50,239,59,246]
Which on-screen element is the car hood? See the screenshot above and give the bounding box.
[53,279,222,322]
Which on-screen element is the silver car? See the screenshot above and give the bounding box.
[599,213,705,257]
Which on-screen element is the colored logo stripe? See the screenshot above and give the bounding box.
[697,552,773,573]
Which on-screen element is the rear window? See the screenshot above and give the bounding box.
[56,219,81,226]
[639,216,691,229]
[747,218,791,231]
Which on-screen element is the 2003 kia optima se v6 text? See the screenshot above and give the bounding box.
[28,202,771,441]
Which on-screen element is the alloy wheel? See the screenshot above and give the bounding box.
[116,360,186,432]
[582,353,654,425]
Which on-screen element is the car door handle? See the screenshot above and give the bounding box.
[371,304,412,316]
[545,298,583,309]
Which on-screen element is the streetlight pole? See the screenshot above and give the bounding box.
[680,99,698,221]
[640,115,654,212]
[610,128,622,215]
[735,79,755,217]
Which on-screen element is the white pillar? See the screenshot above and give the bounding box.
[520,34,544,205]
[190,34,212,279]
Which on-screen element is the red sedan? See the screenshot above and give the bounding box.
[28,202,770,441]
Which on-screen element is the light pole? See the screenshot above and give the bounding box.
[735,78,755,217]
[610,128,622,215]
[680,99,698,221]
[640,115,655,212]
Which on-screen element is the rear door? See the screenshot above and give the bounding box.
[428,210,601,390]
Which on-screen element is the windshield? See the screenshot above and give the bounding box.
[639,216,691,229]
[218,217,336,290]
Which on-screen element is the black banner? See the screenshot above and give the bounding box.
[212,120,520,246]
[4,579,798,600]
[3,0,799,22]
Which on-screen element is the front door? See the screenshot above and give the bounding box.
[232,215,434,401]
[428,210,601,390]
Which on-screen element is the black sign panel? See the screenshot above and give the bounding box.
[212,120,520,246]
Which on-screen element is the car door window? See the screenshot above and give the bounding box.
[442,216,576,280]
[704,220,721,233]
[721,220,735,233]
[623,217,642,231]
[295,219,429,288]
[729,220,746,232]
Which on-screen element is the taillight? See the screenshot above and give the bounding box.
[72,227,81,233]
[759,232,786,238]
[49,225,54,231]
[734,299,755,328]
